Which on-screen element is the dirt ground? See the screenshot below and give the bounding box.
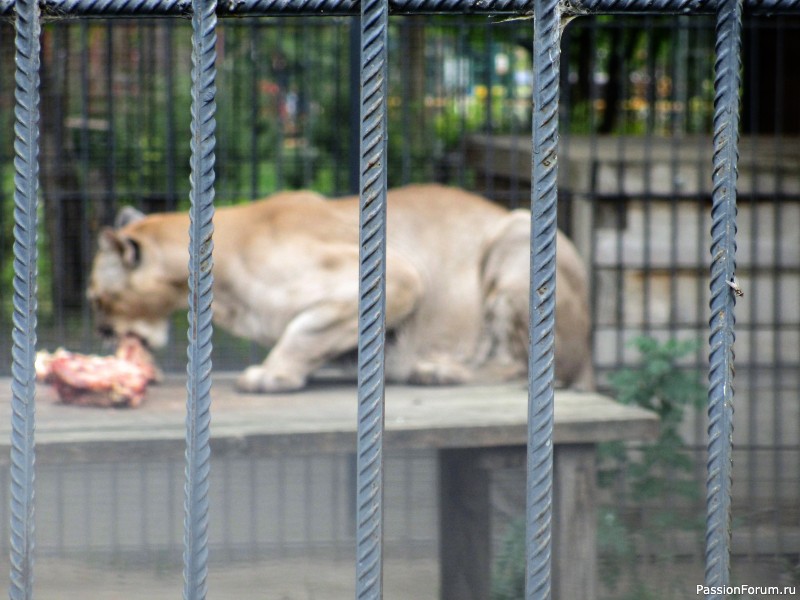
[2,554,439,600]
[1,552,797,599]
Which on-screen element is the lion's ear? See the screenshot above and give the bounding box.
[99,228,142,269]
[115,206,146,229]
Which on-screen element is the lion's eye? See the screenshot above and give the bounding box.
[89,294,113,313]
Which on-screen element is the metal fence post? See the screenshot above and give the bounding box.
[183,0,217,598]
[527,0,561,598]
[356,0,389,598]
[9,0,41,597]
[705,0,743,596]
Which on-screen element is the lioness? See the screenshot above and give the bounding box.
[88,184,594,392]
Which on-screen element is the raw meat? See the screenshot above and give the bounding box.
[35,335,161,408]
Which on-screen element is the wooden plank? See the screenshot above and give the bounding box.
[553,444,597,600]
[0,374,656,600]
[0,374,658,463]
[439,445,599,600]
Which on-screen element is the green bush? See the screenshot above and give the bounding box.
[490,336,706,600]
[598,336,706,597]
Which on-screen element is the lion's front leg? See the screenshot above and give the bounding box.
[235,301,361,393]
[236,247,422,393]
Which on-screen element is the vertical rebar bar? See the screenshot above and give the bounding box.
[348,16,361,195]
[526,1,561,599]
[355,0,388,598]
[183,0,217,597]
[770,22,786,559]
[165,21,177,211]
[9,0,40,598]
[105,22,117,222]
[79,21,92,347]
[705,0,742,595]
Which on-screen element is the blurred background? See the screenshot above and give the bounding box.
[0,14,797,599]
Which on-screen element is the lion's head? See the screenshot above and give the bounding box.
[87,207,189,349]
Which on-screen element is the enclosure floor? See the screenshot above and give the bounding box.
[1,550,796,598]
[1,554,439,599]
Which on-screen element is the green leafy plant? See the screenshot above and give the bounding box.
[490,336,706,600]
[599,336,706,499]
[491,516,527,600]
[597,336,706,598]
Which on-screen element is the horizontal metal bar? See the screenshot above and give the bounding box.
[1,0,799,18]
[567,0,798,14]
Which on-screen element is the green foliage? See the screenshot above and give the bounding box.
[490,336,706,600]
[599,337,705,498]
[597,336,706,598]
[599,337,705,490]
[491,517,527,600]
[597,507,636,590]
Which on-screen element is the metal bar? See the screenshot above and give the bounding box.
[572,0,798,12]
[301,17,313,188]
[526,0,560,597]
[249,20,259,200]
[482,19,495,199]
[165,20,178,211]
[79,21,93,347]
[8,0,40,596]
[355,0,388,596]
[135,21,147,211]
[769,21,786,558]
[0,23,6,346]
[348,16,361,194]
[105,22,118,220]
[0,0,799,18]
[704,0,742,595]
[183,0,216,596]
[399,18,412,185]
[333,22,345,193]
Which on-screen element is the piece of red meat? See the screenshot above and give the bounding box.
[35,336,160,408]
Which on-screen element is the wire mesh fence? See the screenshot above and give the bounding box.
[0,5,798,600]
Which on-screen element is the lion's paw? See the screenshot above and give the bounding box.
[408,356,472,386]
[235,365,307,393]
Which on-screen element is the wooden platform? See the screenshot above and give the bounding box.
[0,374,658,600]
[0,374,657,462]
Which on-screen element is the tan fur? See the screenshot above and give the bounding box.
[476,210,595,390]
[87,184,594,392]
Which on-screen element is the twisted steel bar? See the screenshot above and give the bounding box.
[8,0,40,598]
[526,0,560,598]
[182,0,216,597]
[355,0,388,598]
[1,0,799,18]
[569,0,798,13]
[705,0,741,595]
